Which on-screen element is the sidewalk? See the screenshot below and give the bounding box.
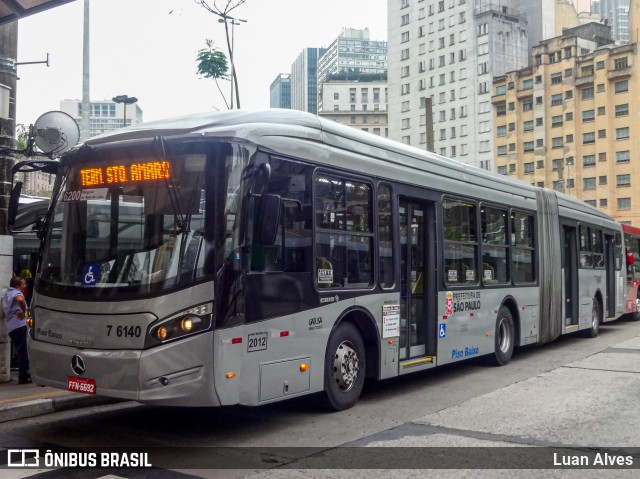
[0,369,121,423]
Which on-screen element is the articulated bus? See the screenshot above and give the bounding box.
[11,110,626,410]
[622,223,640,321]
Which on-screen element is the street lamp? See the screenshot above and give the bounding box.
[112,95,138,128]
[216,15,247,109]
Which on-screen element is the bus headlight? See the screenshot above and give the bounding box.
[146,303,213,348]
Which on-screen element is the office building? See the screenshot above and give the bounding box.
[316,28,387,112]
[291,48,326,114]
[60,99,143,138]
[317,81,388,137]
[388,0,530,170]
[270,73,291,109]
[592,0,630,44]
[492,22,640,224]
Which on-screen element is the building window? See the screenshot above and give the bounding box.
[401,31,410,43]
[618,198,631,210]
[524,162,534,174]
[496,104,506,116]
[581,87,594,100]
[581,65,594,76]
[567,179,574,188]
[497,145,507,156]
[597,83,605,93]
[552,159,563,170]
[600,199,607,208]
[598,129,606,139]
[566,156,574,165]
[615,80,629,93]
[565,90,573,100]
[584,200,596,207]
[552,137,564,148]
[495,84,506,95]
[617,174,631,187]
[583,177,596,190]
[524,141,534,152]
[551,73,562,84]
[616,127,630,140]
[508,122,515,131]
[478,22,488,36]
[596,60,605,69]
[523,100,533,111]
[551,115,563,127]
[509,164,516,172]
[582,132,595,144]
[333,93,339,100]
[616,150,630,164]
[582,109,595,122]
[564,68,573,77]
[614,57,628,70]
[536,117,543,126]
[566,134,573,143]
[523,120,534,132]
[509,143,515,151]
[497,125,506,137]
[582,155,596,167]
[599,175,607,185]
[536,139,544,147]
[599,152,607,162]
[551,94,563,106]
[597,106,606,116]
[498,166,507,175]
[615,104,629,117]
[536,160,544,169]
[522,79,533,90]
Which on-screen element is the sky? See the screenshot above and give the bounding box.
[14,0,388,127]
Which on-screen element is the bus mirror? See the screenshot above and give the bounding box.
[7,181,23,231]
[257,194,281,245]
[627,251,635,267]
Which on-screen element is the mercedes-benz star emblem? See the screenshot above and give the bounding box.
[71,355,86,376]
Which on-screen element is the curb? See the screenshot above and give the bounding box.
[0,395,123,423]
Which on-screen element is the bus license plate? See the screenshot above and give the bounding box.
[67,376,96,395]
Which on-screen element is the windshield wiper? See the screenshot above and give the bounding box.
[154,136,187,233]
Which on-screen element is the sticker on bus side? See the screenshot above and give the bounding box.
[318,269,333,285]
[382,302,400,338]
[247,332,268,352]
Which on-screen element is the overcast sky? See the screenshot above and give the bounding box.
[14,0,387,127]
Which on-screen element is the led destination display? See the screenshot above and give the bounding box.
[80,161,171,187]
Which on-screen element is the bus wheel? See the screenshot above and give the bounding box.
[632,296,640,321]
[492,307,514,366]
[582,298,601,337]
[321,322,365,411]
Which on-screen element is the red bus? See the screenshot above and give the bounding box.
[622,223,640,321]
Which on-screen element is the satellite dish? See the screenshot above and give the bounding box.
[33,110,80,156]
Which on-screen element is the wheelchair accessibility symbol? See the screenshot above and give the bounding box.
[438,323,446,339]
[82,264,100,286]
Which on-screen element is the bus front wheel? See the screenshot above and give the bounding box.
[320,322,365,411]
[492,307,515,366]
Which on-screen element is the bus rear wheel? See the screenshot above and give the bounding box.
[582,298,601,337]
[491,307,514,366]
[320,322,365,411]
[632,296,640,321]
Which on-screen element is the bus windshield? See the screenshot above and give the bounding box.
[38,144,213,298]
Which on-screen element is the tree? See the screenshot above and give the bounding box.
[196,40,231,109]
[194,0,247,108]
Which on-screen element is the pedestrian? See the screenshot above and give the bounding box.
[1,276,31,384]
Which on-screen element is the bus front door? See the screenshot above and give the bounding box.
[399,199,435,360]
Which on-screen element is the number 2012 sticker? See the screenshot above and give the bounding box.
[248,332,268,352]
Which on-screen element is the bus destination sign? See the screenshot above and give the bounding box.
[80,161,171,187]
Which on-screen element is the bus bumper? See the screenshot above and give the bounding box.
[29,332,221,407]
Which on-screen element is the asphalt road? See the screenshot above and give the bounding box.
[1,318,640,478]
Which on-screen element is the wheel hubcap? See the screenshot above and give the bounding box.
[592,304,599,331]
[333,340,359,392]
[635,298,640,314]
[498,318,511,353]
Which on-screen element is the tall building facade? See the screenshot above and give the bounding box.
[316,28,388,111]
[492,23,640,224]
[388,0,529,170]
[270,73,291,109]
[317,81,388,137]
[291,48,326,114]
[592,0,630,44]
[60,99,143,138]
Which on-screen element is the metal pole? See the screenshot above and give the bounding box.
[230,19,234,109]
[425,97,434,153]
[80,0,90,141]
[123,103,127,127]
[0,21,18,383]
